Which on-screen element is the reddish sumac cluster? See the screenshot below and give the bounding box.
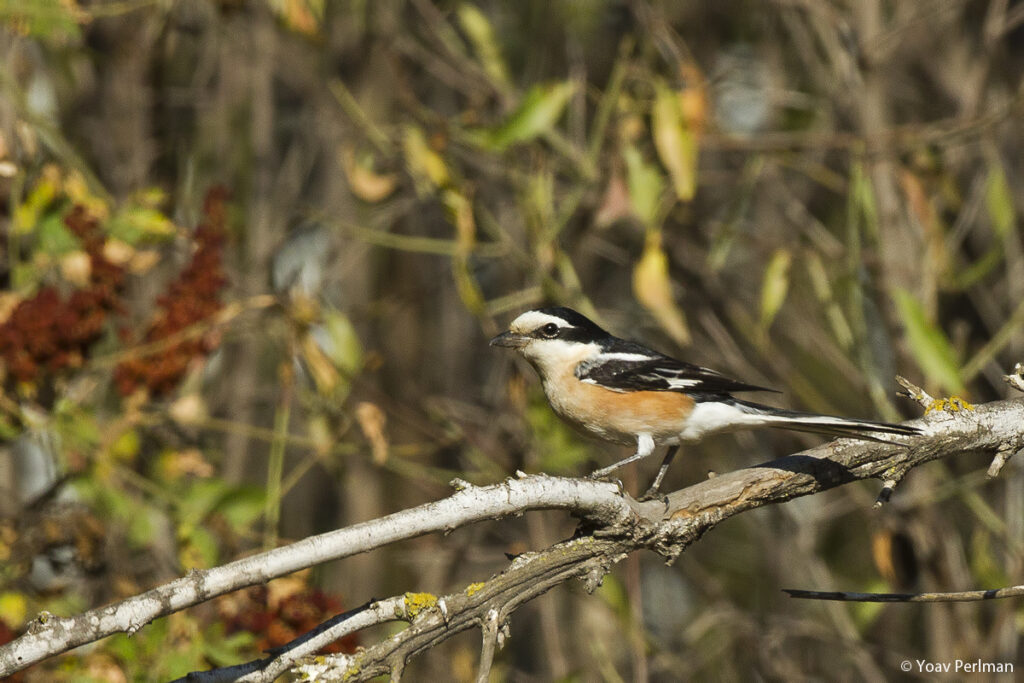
[219,585,359,655]
[114,188,228,396]
[0,207,125,384]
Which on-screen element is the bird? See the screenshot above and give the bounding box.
[490,306,920,497]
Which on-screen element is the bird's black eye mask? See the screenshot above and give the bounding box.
[531,322,606,343]
[533,322,561,339]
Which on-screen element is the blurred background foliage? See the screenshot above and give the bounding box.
[0,0,1023,680]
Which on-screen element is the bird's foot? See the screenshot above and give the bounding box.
[636,484,665,502]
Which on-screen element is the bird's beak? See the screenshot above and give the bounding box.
[489,331,530,348]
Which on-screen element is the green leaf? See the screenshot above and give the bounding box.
[107,206,175,244]
[969,530,1009,588]
[201,624,257,666]
[759,248,792,330]
[652,82,698,201]
[108,428,140,462]
[179,525,219,569]
[893,289,965,394]
[0,0,81,41]
[176,478,231,527]
[596,573,630,622]
[14,174,61,234]
[849,579,887,631]
[950,246,1003,290]
[476,82,576,152]
[623,145,665,229]
[216,486,266,534]
[525,390,590,474]
[319,308,364,377]
[126,504,161,547]
[456,3,509,88]
[36,212,78,254]
[0,416,20,440]
[985,161,1016,238]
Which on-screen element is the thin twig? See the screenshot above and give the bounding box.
[179,597,407,683]
[1005,363,1024,394]
[783,584,1024,602]
[895,375,934,408]
[475,608,500,683]
[987,443,1020,478]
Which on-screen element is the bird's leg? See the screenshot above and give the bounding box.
[588,434,655,480]
[638,445,682,501]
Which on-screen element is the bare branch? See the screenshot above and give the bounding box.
[895,375,933,407]
[0,477,635,677]
[288,396,1023,680]
[5,395,1024,680]
[782,585,1024,603]
[1005,362,1024,393]
[176,596,408,683]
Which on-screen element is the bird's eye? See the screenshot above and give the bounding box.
[540,323,559,338]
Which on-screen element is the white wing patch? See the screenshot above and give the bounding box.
[665,377,701,388]
[593,353,653,362]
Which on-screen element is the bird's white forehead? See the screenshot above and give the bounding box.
[509,310,569,334]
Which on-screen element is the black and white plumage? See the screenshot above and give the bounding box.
[491,306,920,494]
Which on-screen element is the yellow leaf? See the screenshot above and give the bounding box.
[452,255,486,315]
[0,293,21,325]
[59,250,91,287]
[403,125,450,193]
[64,170,109,220]
[442,190,484,314]
[14,167,59,233]
[341,146,398,203]
[307,414,334,456]
[355,401,389,464]
[102,238,135,266]
[169,393,208,426]
[302,331,340,395]
[633,232,690,345]
[652,81,698,202]
[0,592,27,627]
[443,189,476,253]
[677,62,709,134]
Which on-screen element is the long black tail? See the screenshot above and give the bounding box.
[733,399,921,444]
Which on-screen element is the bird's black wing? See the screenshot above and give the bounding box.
[576,342,777,395]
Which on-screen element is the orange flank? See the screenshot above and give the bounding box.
[543,366,695,444]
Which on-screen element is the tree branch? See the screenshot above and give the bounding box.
[783,585,1024,603]
[3,395,1023,680]
[0,476,636,677]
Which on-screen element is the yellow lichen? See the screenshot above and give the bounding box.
[465,582,485,597]
[925,396,975,414]
[403,591,438,618]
